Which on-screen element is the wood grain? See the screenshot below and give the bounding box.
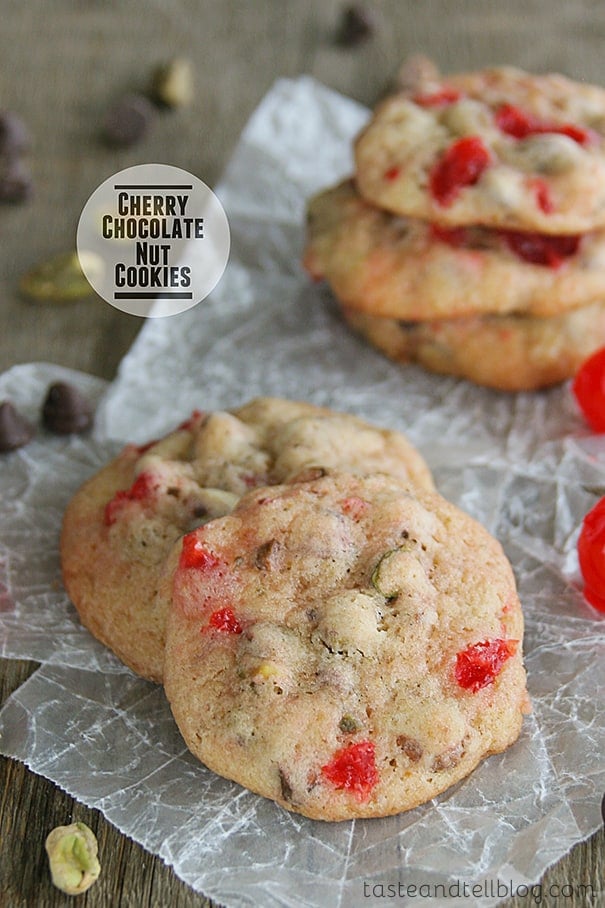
[0,1,603,904]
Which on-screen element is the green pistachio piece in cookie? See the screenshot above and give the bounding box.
[371,544,413,598]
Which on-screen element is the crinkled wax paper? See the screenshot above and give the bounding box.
[1,78,605,908]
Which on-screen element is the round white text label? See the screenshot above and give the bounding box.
[77,163,230,317]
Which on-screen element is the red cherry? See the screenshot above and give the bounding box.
[179,533,222,571]
[205,607,242,634]
[455,639,516,692]
[429,136,491,207]
[495,103,535,138]
[495,103,591,145]
[340,496,369,521]
[500,230,580,268]
[413,87,461,107]
[572,347,605,432]
[177,409,204,432]
[530,178,554,214]
[103,471,156,526]
[383,166,400,182]
[429,224,469,247]
[583,584,605,614]
[321,740,378,799]
[577,498,605,611]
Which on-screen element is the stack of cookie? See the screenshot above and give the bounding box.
[61,398,529,821]
[304,59,605,391]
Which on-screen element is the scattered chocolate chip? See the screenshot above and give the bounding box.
[41,382,93,435]
[0,111,31,156]
[430,742,465,773]
[103,93,155,147]
[278,767,293,803]
[0,156,33,204]
[254,538,281,571]
[335,4,376,47]
[151,58,194,109]
[0,401,35,452]
[396,734,423,763]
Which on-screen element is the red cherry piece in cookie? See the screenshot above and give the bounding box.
[501,230,580,267]
[383,166,401,182]
[572,348,605,432]
[455,639,516,692]
[204,607,243,634]
[413,87,461,107]
[577,498,605,611]
[340,496,370,521]
[429,136,491,207]
[177,409,204,432]
[321,740,378,800]
[179,532,222,571]
[429,224,469,247]
[103,471,156,526]
[530,177,554,214]
[495,103,591,145]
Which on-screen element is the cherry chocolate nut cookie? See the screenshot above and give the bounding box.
[61,398,433,682]
[304,179,605,320]
[355,63,605,234]
[339,299,605,392]
[164,471,529,821]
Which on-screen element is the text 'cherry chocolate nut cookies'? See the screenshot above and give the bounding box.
[164,471,529,821]
[61,397,433,682]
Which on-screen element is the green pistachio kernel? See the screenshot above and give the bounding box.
[339,715,359,734]
[45,821,101,895]
[151,58,194,108]
[20,251,102,304]
[371,544,413,598]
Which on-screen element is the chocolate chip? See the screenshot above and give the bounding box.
[0,111,31,156]
[103,94,154,147]
[335,4,376,46]
[278,767,293,803]
[396,734,423,762]
[0,157,33,204]
[41,382,93,435]
[254,538,281,571]
[0,401,35,452]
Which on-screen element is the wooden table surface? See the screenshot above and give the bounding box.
[1,2,603,905]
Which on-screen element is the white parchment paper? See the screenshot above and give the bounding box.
[1,78,605,907]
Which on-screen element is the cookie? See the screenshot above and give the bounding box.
[355,64,605,234]
[61,398,433,682]
[339,300,605,391]
[164,471,528,821]
[304,180,605,320]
